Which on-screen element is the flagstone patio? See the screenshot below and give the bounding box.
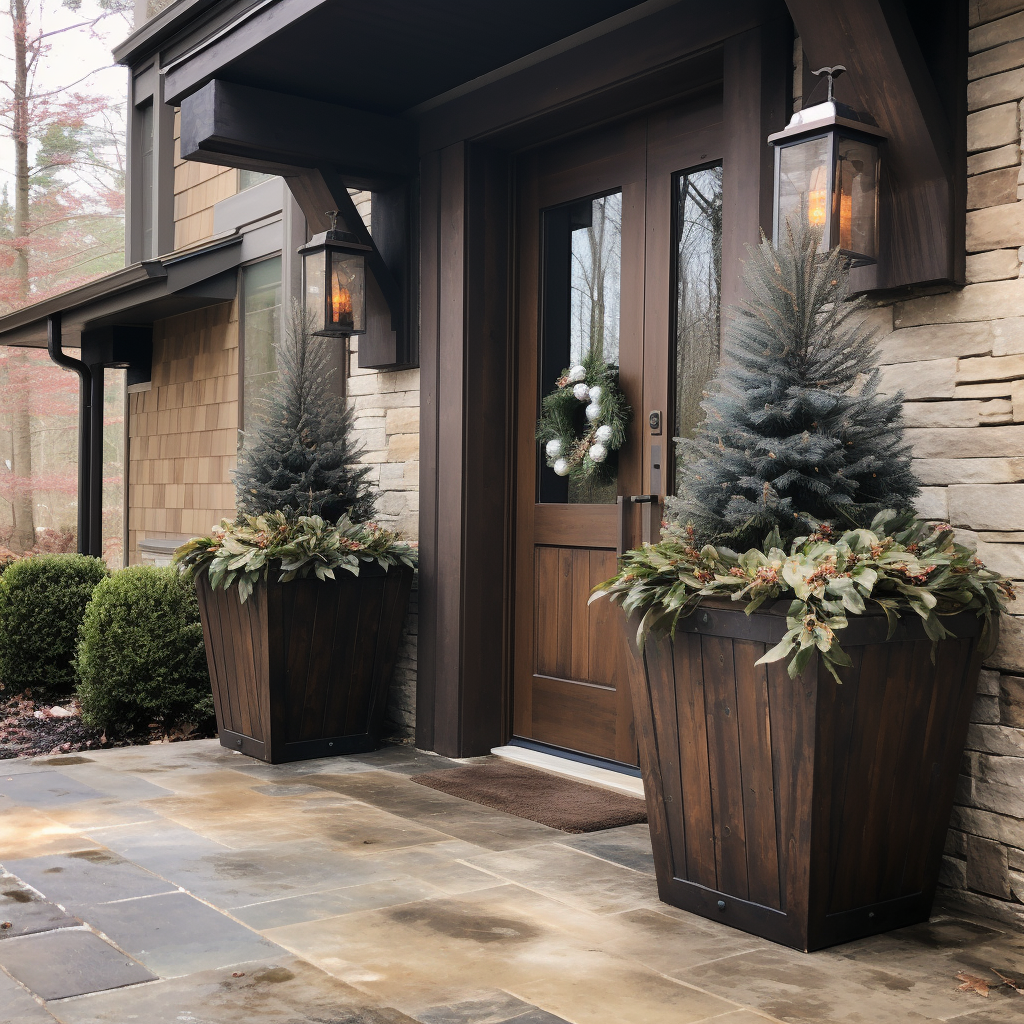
[0,739,1021,1024]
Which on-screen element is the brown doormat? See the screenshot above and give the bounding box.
[412,761,647,833]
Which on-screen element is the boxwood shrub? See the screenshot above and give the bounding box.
[0,554,109,702]
[76,566,214,740]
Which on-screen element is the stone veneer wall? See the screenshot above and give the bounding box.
[864,0,1024,923]
[346,191,420,739]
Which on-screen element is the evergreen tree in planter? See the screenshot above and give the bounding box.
[176,304,416,764]
[668,226,918,548]
[592,229,1016,951]
[234,303,376,522]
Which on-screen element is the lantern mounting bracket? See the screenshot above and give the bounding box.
[812,65,846,102]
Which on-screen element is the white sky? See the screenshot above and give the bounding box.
[0,0,132,188]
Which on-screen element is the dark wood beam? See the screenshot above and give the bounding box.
[720,19,793,324]
[417,142,512,756]
[179,79,417,191]
[785,0,963,289]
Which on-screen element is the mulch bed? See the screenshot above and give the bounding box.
[0,695,212,759]
[413,760,647,833]
[0,696,112,759]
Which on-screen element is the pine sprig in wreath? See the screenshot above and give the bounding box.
[536,350,631,482]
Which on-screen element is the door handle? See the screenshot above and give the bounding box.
[617,495,661,555]
[631,494,661,546]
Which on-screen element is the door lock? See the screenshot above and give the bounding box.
[648,410,662,435]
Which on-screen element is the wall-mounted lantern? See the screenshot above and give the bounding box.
[298,212,372,337]
[768,66,884,267]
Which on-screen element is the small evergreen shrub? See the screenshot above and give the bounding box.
[669,227,919,547]
[234,303,376,523]
[0,554,108,702]
[76,566,214,740]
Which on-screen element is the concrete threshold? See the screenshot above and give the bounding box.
[489,744,645,798]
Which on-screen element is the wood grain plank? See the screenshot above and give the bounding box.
[570,548,591,682]
[530,674,618,762]
[534,546,560,678]
[734,639,781,910]
[298,582,341,740]
[702,633,748,899]
[553,547,574,680]
[345,575,387,736]
[282,581,318,744]
[675,630,717,889]
[643,631,687,880]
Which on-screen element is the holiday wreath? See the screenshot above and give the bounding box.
[535,350,631,482]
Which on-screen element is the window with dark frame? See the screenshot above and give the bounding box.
[239,256,283,443]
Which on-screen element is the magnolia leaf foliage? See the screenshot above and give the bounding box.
[591,510,1014,684]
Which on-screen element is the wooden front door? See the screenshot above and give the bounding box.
[513,99,724,768]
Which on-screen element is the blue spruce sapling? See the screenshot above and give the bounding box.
[668,227,919,547]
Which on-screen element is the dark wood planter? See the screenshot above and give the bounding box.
[625,599,984,951]
[195,563,414,763]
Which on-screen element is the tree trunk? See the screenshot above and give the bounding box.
[11,0,30,301]
[7,0,34,549]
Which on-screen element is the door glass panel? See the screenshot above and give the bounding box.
[539,191,622,505]
[673,165,723,494]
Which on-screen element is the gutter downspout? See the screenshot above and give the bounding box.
[46,313,92,555]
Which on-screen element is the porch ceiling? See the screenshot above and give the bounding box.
[155,0,657,111]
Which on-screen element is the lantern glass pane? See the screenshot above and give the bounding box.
[304,248,328,331]
[777,137,831,247]
[328,252,365,334]
[836,136,878,260]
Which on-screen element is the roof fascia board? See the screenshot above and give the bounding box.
[163,0,327,104]
[114,0,248,68]
[0,235,243,347]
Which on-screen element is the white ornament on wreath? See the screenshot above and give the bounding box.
[545,439,563,458]
[553,458,570,477]
[589,443,608,463]
[588,385,603,403]
[585,402,602,422]
[568,364,586,382]
[595,424,613,443]
[573,382,591,402]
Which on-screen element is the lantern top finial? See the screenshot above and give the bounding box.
[326,210,339,231]
[812,65,846,103]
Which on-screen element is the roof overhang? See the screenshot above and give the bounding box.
[0,234,243,348]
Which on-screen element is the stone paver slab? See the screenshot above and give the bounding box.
[0,773,108,810]
[46,955,417,1024]
[72,892,281,977]
[556,825,656,876]
[463,843,660,915]
[3,849,175,906]
[121,838,401,908]
[233,875,443,929]
[0,876,80,937]
[0,928,155,1000]
[414,992,558,1023]
[0,966,60,1022]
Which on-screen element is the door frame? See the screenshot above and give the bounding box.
[415,22,792,757]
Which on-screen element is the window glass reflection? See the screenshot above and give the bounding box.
[673,165,723,494]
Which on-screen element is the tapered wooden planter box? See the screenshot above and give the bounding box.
[195,563,414,763]
[625,599,984,952]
